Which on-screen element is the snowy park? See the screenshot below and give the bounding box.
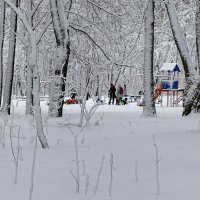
[0,0,200,200]
[0,99,199,200]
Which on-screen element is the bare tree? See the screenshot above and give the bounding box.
[49,0,70,117]
[2,0,19,114]
[163,0,200,115]
[25,0,34,115]
[196,0,200,73]
[4,0,49,148]
[25,0,52,115]
[143,0,156,116]
[0,0,5,106]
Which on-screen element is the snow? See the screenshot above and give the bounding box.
[0,99,200,200]
[160,63,181,72]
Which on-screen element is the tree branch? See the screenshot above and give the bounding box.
[31,0,44,18]
[36,17,52,45]
[69,24,110,61]
[4,0,33,35]
[86,0,122,17]
[33,12,48,30]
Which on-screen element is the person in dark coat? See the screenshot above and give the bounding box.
[108,83,116,105]
[70,92,76,99]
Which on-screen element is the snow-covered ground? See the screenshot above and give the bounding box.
[0,99,200,200]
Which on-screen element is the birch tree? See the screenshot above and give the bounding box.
[143,0,156,116]
[0,0,5,106]
[4,0,49,148]
[49,0,70,117]
[2,0,19,114]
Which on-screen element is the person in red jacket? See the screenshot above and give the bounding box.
[116,84,124,105]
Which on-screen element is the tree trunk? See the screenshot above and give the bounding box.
[143,0,156,116]
[49,0,70,117]
[0,0,5,106]
[26,63,33,115]
[196,0,200,73]
[30,35,49,148]
[2,0,19,114]
[25,0,33,115]
[164,0,200,115]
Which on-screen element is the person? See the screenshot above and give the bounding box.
[108,83,116,105]
[116,84,124,105]
[69,92,77,104]
[139,90,144,95]
[86,92,91,100]
[124,84,127,95]
[154,81,162,96]
[70,92,76,99]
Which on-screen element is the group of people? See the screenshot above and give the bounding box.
[108,83,125,105]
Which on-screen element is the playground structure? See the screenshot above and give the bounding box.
[154,63,184,107]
